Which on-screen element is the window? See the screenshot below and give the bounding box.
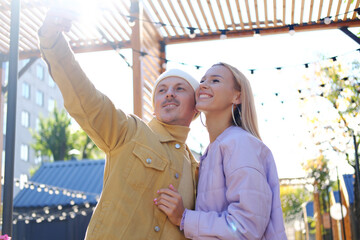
[22,82,30,99]
[20,144,29,161]
[36,65,44,80]
[35,118,40,132]
[48,76,55,87]
[48,98,55,112]
[36,90,44,106]
[21,111,30,128]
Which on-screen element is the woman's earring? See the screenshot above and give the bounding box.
[200,112,207,127]
[232,103,241,127]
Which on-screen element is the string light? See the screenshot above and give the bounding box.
[219,29,228,40]
[324,17,331,25]
[188,27,196,39]
[355,8,360,18]
[253,29,261,37]
[289,25,295,36]
[128,16,136,27]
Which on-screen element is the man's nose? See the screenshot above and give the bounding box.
[166,88,175,98]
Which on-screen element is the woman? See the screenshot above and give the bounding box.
[154,63,287,239]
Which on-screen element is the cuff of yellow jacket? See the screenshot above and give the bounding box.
[183,209,199,239]
[38,30,72,60]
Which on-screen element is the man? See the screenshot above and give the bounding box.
[38,10,199,239]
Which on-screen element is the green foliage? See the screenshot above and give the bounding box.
[302,155,331,190]
[31,108,73,161]
[72,130,104,160]
[319,61,360,168]
[280,186,311,221]
[30,108,103,161]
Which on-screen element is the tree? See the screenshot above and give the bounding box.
[72,130,104,160]
[31,108,103,161]
[302,59,360,236]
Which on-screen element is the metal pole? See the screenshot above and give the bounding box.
[2,0,20,236]
[336,167,346,240]
[353,133,360,199]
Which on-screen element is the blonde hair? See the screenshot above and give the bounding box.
[213,62,262,141]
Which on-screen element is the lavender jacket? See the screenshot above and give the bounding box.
[183,126,287,239]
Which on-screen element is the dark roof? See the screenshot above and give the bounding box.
[14,159,104,208]
[343,174,355,204]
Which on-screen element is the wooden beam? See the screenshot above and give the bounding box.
[254,0,260,28]
[334,0,342,22]
[225,0,236,30]
[147,0,171,37]
[165,20,360,44]
[352,0,360,19]
[235,0,245,29]
[216,0,228,29]
[0,63,4,217]
[291,0,295,25]
[282,0,286,26]
[317,0,324,23]
[197,0,212,33]
[244,0,253,29]
[156,0,180,37]
[327,0,333,17]
[343,0,352,21]
[273,0,277,26]
[309,0,314,24]
[186,0,204,34]
[131,0,144,118]
[300,0,305,24]
[206,0,220,31]
[263,0,269,27]
[177,0,198,36]
[166,0,186,35]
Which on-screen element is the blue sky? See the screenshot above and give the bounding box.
[75,27,360,179]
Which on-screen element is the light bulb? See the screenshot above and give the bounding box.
[324,17,331,25]
[189,32,196,39]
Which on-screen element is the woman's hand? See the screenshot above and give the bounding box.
[155,184,185,226]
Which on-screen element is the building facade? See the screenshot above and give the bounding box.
[2,58,64,196]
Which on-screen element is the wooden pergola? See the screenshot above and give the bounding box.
[0,0,360,119]
[1,0,360,236]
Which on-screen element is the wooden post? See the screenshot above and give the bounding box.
[0,63,4,210]
[313,191,323,240]
[131,0,144,119]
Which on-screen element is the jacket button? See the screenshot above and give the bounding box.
[154,226,160,232]
[175,173,179,179]
[146,158,152,164]
[175,143,181,149]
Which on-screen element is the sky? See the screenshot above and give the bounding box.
[74,27,360,179]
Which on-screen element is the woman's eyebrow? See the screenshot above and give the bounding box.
[202,74,224,79]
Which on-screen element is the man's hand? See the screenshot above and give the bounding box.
[39,8,77,38]
[155,184,185,226]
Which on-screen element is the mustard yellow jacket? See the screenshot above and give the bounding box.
[39,32,198,239]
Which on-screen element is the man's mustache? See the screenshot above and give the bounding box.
[162,99,180,106]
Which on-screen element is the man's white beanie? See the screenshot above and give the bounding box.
[152,69,199,107]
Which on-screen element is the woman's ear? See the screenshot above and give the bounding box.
[233,91,241,105]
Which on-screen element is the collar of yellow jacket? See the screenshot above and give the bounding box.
[149,118,190,144]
